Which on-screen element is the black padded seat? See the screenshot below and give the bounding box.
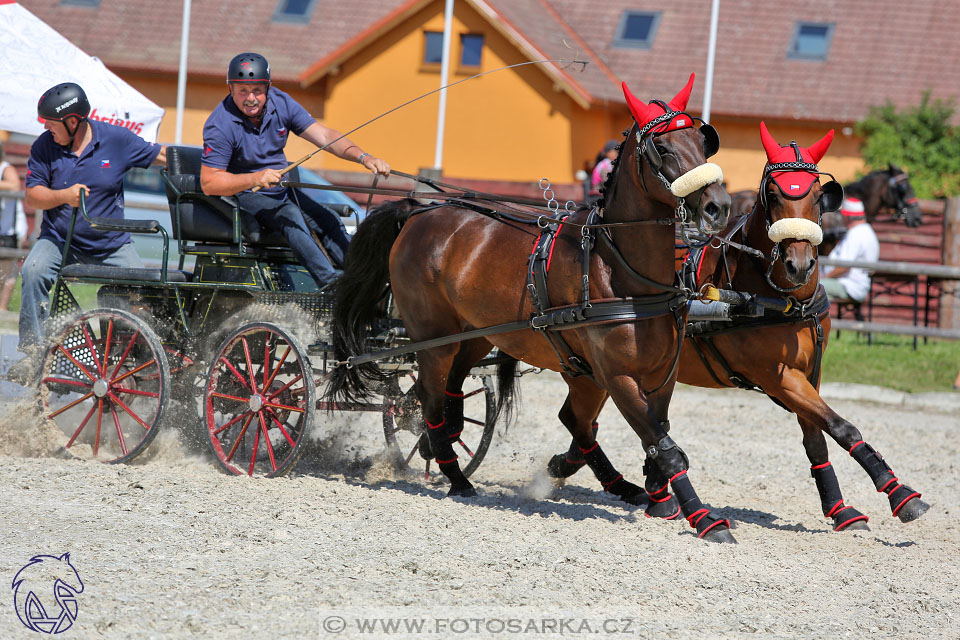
[60,263,189,283]
[164,146,321,249]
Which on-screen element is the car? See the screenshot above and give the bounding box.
[122,163,363,267]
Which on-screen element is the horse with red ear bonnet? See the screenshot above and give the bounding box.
[329,74,736,542]
[547,122,929,532]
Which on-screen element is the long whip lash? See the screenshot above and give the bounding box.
[254,58,589,191]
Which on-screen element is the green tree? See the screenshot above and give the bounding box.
[854,91,960,198]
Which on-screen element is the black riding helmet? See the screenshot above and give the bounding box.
[37,82,90,144]
[227,53,271,84]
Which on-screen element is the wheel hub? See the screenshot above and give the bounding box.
[248,394,264,412]
[92,379,109,398]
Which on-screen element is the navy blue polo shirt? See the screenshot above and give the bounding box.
[26,120,161,257]
[201,87,315,199]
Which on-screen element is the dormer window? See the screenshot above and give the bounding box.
[273,0,315,23]
[789,22,833,60]
[613,11,661,49]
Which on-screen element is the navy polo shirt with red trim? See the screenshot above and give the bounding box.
[25,119,161,257]
[201,87,315,199]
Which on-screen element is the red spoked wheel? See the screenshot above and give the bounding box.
[39,308,170,463]
[204,322,315,478]
[382,373,496,480]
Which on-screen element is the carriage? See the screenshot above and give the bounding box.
[35,145,502,479]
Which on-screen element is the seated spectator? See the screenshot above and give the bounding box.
[821,197,879,303]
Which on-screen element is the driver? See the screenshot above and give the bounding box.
[200,52,390,289]
[7,82,166,384]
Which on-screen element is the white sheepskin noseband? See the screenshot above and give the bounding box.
[670,162,724,197]
[767,217,823,245]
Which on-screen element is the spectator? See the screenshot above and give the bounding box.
[0,141,25,311]
[6,82,166,384]
[821,197,879,302]
[587,140,618,202]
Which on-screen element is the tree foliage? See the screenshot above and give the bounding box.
[854,91,960,198]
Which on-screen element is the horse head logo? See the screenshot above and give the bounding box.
[12,553,84,634]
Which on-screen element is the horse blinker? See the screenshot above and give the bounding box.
[820,180,843,212]
[701,124,719,158]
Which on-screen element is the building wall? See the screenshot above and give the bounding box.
[318,0,603,182]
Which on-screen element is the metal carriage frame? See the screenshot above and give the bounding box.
[36,146,501,479]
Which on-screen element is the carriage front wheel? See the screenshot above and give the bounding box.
[204,322,315,477]
[381,373,496,480]
[39,308,170,464]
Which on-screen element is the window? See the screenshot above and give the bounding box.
[273,0,315,23]
[424,31,444,64]
[613,11,661,49]
[788,22,833,60]
[61,0,101,6]
[460,33,484,67]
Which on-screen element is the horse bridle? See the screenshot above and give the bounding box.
[633,102,721,246]
[888,171,919,220]
[718,146,843,294]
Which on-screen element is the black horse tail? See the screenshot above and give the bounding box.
[327,199,419,404]
[494,354,521,429]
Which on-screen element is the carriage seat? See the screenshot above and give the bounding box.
[60,263,189,283]
[164,146,356,249]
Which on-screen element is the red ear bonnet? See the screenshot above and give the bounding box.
[760,121,834,196]
[622,73,697,134]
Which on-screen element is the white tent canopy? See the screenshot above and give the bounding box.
[0,1,164,142]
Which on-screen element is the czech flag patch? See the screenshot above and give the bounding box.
[100,159,111,168]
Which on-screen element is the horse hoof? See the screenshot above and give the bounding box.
[896,497,930,523]
[447,483,477,498]
[836,519,870,532]
[619,490,646,506]
[645,495,681,519]
[546,454,584,479]
[701,527,737,544]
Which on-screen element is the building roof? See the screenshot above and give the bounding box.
[549,0,960,123]
[19,0,960,123]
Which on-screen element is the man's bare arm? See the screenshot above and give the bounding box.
[26,184,89,210]
[200,165,283,196]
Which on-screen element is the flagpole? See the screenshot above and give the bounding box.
[702,0,720,124]
[174,0,192,144]
[433,0,454,172]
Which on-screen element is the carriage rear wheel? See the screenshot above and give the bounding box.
[381,373,496,480]
[39,308,170,464]
[204,322,315,477]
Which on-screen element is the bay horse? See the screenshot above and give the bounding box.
[548,122,929,531]
[329,74,738,542]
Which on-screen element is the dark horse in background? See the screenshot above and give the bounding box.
[549,122,929,531]
[329,74,739,542]
[819,164,923,255]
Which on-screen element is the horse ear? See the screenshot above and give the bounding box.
[669,72,695,112]
[888,162,901,173]
[622,81,651,125]
[806,129,835,163]
[759,121,782,162]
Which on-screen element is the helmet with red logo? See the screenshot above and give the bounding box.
[227,53,271,84]
[37,82,90,123]
[37,82,91,145]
